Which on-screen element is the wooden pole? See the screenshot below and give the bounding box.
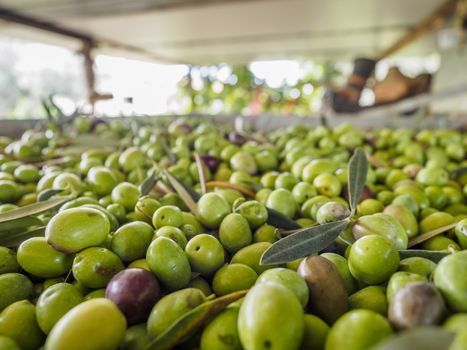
[377,0,457,60]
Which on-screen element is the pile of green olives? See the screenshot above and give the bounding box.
[0,117,466,350]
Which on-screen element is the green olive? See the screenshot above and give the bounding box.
[146,237,191,291]
[35,282,84,334]
[348,286,388,316]
[0,300,45,350]
[17,237,73,278]
[110,221,154,262]
[219,213,252,253]
[46,207,110,254]
[212,263,258,296]
[72,247,124,289]
[348,235,400,285]
[44,298,126,350]
[325,309,392,350]
[197,193,231,229]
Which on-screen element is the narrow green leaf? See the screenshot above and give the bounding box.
[398,250,450,263]
[140,170,158,196]
[0,216,43,233]
[260,219,349,265]
[347,148,368,213]
[0,196,71,223]
[0,226,46,248]
[408,222,458,248]
[164,171,199,215]
[371,327,454,350]
[160,139,177,163]
[194,153,207,195]
[37,188,65,202]
[266,208,301,230]
[145,290,247,350]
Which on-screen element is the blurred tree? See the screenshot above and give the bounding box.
[177,62,342,117]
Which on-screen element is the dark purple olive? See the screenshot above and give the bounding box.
[200,154,221,172]
[228,131,247,145]
[105,268,161,325]
[389,282,445,330]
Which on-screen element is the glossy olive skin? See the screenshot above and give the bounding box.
[0,300,45,350]
[146,237,191,291]
[111,182,141,211]
[455,218,467,249]
[35,282,84,334]
[147,288,205,338]
[383,204,419,239]
[325,310,392,350]
[17,237,73,278]
[257,268,309,308]
[352,213,408,250]
[86,166,117,196]
[120,324,153,350]
[72,247,124,289]
[197,193,231,228]
[212,264,258,296]
[433,251,467,312]
[235,200,268,229]
[266,189,297,219]
[231,242,277,275]
[316,202,350,225]
[105,268,161,325]
[185,234,225,276]
[46,207,110,254]
[110,221,154,262]
[348,235,400,285]
[321,253,358,294]
[301,314,330,350]
[154,226,188,249]
[0,273,33,312]
[152,205,184,228]
[386,271,427,303]
[219,213,252,253]
[298,256,348,324]
[348,286,388,316]
[398,257,436,278]
[44,298,127,350]
[238,282,304,350]
[0,335,21,350]
[200,306,242,350]
[0,247,19,274]
[389,282,445,330]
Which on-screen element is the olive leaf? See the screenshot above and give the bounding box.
[37,188,65,202]
[139,170,159,196]
[266,208,301,230]
[0,216,43,233]
[160,139,177,164]
[0,226,46,248]
[194,153,207,195]
[371,327,455,350]
[0,196,71,223]
[145,290,247,350]
[408,222,458,248]
[260,219,350,265]
[205,181,256,198]
[347,148,368,214]
[164,171,199,215]
[398,250,450,263]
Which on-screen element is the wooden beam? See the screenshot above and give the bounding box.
[0,5,94,44]
[377,0,457,60]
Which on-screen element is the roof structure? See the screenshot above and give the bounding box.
[0,0,448,64]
